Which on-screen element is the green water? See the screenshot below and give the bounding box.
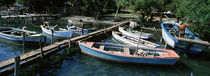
[0,19,209,76]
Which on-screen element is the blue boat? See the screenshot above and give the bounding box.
[41,22,88,39]
[161,20,206,53]
[0,27,43,43]
[78,41,179,65]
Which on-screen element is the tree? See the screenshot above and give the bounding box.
[175,0,210,41]
[0,0,16,9]
[128,0,161,26]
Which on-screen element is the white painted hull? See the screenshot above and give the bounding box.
[118,27,152,39]
[0,27,42,43]
[40,25,73,38]
[112,31,159,48]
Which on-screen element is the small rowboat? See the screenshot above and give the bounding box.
[60,24,88,35]
[119,27,152,39]
[40,22,73,38]
[112,31,160,48]
[0,27,42,43]
[78,41,179,65]
[161,20,206,53]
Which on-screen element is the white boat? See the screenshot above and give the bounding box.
[161,20,206,53]
[112,31,160,48]
[0,27,42,43]
[118,27,152,39]
[66,24,88,35]
[40,22,73,38]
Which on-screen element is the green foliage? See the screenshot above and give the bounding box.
[0,0,16,8]
[175,0,210,41]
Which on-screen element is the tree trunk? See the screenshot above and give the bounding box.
[149,13,154,22]
[160,14,163,23]
[6,4,10,9]
[114,7,120,21]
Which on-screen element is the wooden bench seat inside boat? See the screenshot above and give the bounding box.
[135,49,147,56]
[99,45,105,50]
[124,48,130,55]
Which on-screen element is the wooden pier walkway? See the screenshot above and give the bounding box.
[0,21,129,75]
[1,14,60,18]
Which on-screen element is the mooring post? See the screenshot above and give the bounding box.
[82,23,84,35]
[51,29,54,44]
[164,43,167,49]
[19,17,21,24]
[69,37,71,48]
[22,32,25,52]
[24,18,26,25]
[44,36,47,46]
[14,56,20,76]
[160,37,163,48]
[39,37,44,60]
[104,27,107,34]
[32,17,34,23]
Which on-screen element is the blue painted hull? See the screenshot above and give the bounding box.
[0,27,43,43]
[161,20,205,53]
[73,30,88,35]
[79,43,178,65]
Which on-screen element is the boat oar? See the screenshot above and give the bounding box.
[176,37,210,46]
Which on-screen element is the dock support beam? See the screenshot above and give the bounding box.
[14,56,20,76]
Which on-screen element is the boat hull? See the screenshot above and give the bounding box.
[41,25,73,38]
[112,31,159,48]
[79,42,178,65]
[0,27,43,43]
[119,27,152,39]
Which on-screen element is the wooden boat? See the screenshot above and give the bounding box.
[78,41,179,65]
[40,22,73,38]
[0,27,42,43]
[161,20,206,53]
[118,27,152,39]
[65,24,88,35]
[112,31,160,48]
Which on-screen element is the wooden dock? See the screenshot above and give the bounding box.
[0,21,129,75]
[1,14,60,18]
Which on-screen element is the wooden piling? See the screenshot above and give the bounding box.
[82,23,84,35]
[51,29,54,44]
[32,17,34,23]
[40,37,44,60]
[14,56,20,76]
[69,37,71,48]
[22,32,25,52]
[44,36,47,46]
[160,37,163,48]
[164,43,167,49]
